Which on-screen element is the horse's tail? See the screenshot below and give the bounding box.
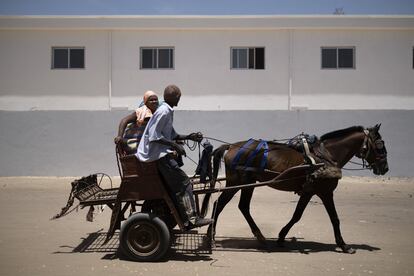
[212,144,230,181]
[200,144,230,217]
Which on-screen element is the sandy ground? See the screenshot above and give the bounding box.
[0,176,413,276]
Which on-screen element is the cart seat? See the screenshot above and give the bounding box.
[119,154,158,178]
[117,154,169,202]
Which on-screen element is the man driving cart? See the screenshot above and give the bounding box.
[136,84,213,229]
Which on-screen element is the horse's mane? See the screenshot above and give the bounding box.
[320,126,364,141]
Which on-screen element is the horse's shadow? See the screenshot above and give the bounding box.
[214,236,381,254]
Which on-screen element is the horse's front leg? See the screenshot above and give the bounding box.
[277,192,313,246]
[239,187,266,243]
[318,192,356,254]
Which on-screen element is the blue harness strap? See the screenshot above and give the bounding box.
[231,139,269,171]
[231,139,255,170]
[260,141,269,170]
[244,140,267,168]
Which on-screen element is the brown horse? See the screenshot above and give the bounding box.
[205,125,388,254]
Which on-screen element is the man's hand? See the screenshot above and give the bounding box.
[173,142,186,156]
[187,132,203,143]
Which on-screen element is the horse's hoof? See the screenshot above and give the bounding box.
[253,231,266,244]
[342,245,356,254]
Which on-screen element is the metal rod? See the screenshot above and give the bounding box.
[190,176,226,185]
[193,164,323,194]
[194,175,307,194]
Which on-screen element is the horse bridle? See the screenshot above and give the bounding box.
[356,129,387,169]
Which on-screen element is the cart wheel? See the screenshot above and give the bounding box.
[142,200,177,229]
[120,213,170,262]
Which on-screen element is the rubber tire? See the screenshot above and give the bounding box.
[120,212,170,262]
[141,200,177,230]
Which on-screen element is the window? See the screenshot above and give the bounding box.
[140,47,174,69]
[52,47,85,69]
[321,47,355,69]
[231,47,265,69]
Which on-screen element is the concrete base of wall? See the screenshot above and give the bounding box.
[0,110,412,176]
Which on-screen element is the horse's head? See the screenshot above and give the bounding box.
[357,124,389,175]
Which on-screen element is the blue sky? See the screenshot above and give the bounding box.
[0,0,414,15]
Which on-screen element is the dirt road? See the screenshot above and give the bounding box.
[0,176,413,276]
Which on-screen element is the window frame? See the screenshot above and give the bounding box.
[321,46,356,70]
[51,47,85,70]
[140,47,175,70]
[230,47,265,70]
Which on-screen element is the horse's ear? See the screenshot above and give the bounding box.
[375,123,381,131]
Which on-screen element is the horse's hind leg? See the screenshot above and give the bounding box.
[207,188,239,241]
[239,187,266,243]
[318,192,356,254]
[277,193,313,246]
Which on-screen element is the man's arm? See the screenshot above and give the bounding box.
[157,132,202,156]
[153,138,186,156]
[114,112,137,144]
[174,132,203,142]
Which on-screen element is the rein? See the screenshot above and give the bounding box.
[342,160,371,171]
[183,136,288,170]
[183,140,203,166]
[342,128,382,171]
[203,135,302,156]
[203,130,380,173]
[204,136,294,146]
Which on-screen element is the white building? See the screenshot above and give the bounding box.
[0,15,413,176]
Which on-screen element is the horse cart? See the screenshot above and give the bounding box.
[54,143,323,262]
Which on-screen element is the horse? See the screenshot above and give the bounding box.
[204,124,388,254]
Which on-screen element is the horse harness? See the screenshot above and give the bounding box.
[231,139,268,172]
[228,128,387,180]
[230,136,333,178]
[356,129,387,169]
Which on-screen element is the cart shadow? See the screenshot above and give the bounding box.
[214,236,381,254]
[54,230,381,261]
[53,229,214,262]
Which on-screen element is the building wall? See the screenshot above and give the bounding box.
[292,30,414,109]
[0,30,110,110]
[0,110,411,177]
[111,30,289,110]
[1,29,413,110]
[0,25,413,176]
